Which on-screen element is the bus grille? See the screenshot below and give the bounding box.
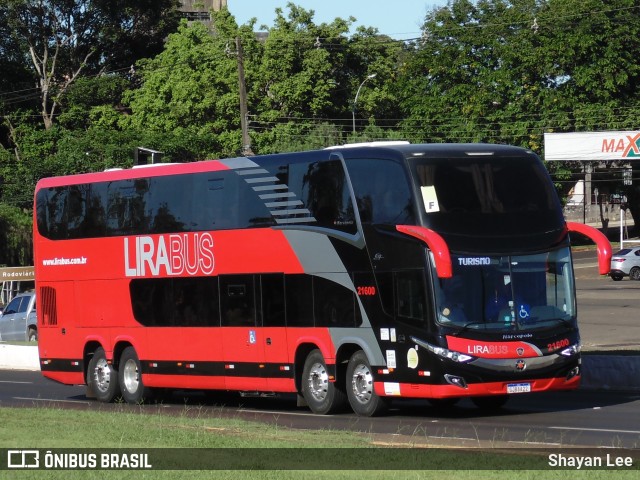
[40,286,58,326]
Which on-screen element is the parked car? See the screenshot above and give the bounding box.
[0,291,37,341]
[609,247,640,281]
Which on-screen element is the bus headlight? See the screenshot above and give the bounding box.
[560,344,581,357]
[411,336,475,363]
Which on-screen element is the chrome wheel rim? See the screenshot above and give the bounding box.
[122,358,139,394]
[307,362,329,402]
[351,364,373,405]
[93,358,112,393]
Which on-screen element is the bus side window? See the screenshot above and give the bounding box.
[395,270,428,328]
[285,275,314,327]
[293,160,357,233]
[313,276,356,328]
[260,274,286,327]
[220,276,256,327]
[347,158,415,225]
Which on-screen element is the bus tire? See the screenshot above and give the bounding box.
[118,346,147,404]
[346,350,389,417]
[301,349,346,414]
[87,347,120,403]
[471,394,509,410]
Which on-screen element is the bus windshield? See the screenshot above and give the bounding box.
[431,247,576,332]
[413,156,564,235]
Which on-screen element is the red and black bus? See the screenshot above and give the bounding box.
[33,142,611,416]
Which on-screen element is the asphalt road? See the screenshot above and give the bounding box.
[572,250,640,351]
[1,368,639,449]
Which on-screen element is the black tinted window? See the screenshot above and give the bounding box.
[285,275,314,327]
[396,270,428,328]
[130,277,219,327]
[347,158,415,224]
[414,156,564,234]
[260,274,286,327]
[36,171,277,240]
[220,275,255,326]
[314,276,356,327]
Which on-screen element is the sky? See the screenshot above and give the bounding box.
[227,1,449,40]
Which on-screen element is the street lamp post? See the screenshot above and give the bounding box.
[352,73,376,134]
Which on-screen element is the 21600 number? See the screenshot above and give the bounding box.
[357,286,377,296]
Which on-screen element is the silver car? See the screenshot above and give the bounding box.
[0,292,37,341]
[610,247,640,281]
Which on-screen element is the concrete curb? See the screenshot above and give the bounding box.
[1,344,638,391]
[0,344,40,371]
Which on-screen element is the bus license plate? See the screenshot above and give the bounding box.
[506,383,531,394]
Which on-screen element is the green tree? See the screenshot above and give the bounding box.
[400,0,640,144]
[0,203,32,266]
[122,12,253,157]
[251,3,405,146]
[3,0,180,130]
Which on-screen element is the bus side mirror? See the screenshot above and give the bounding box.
[396,225,452,278]
[566,222,612,275]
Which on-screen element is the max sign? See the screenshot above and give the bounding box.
[544,131,640,161]
[123,233,214,277]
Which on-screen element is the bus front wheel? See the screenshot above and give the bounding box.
[118,347,147,404]
[346,350,389,416]
[301,349,346,414]
[87,347,120,403]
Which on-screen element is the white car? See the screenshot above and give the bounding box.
[609,247,640,281]
[0,292,37,341]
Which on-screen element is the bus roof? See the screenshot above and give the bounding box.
[35,143,538,190]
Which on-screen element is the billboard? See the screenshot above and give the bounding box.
[544,131,640,161]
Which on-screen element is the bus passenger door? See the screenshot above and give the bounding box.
[219,275,268,391]
[259,274,290,391]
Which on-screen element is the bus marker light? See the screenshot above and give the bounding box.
[566,366,580,380]
[444,374,467,389]
[560,344,580,356]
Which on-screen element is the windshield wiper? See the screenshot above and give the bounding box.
[451,321,490,337]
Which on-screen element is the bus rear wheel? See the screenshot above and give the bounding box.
[301,349,346,414]
[118,347,147,404]
[346,351,389,417]
[87,347,120,403]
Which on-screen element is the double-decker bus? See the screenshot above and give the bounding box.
[34,142,611,416]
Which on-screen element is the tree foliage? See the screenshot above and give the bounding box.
[2,0,180,129]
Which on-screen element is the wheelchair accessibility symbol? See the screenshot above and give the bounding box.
[518,304,531,319]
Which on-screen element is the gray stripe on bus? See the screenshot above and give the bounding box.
[282,230,385,365]
[218,157,259,169]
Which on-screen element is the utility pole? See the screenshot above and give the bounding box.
[236,36,253,156]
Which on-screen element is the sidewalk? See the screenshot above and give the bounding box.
[2,343,638,392]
